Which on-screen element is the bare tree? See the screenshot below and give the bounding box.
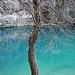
[0,0,75,75]
[27,0,74,75]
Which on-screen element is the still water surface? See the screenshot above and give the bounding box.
[0,26,75,75]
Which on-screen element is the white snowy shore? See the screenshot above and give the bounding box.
[0,12,34,28]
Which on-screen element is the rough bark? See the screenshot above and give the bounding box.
[28,27,40,75]
[28,0,41,75]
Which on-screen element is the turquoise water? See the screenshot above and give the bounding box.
[0,26,75,75]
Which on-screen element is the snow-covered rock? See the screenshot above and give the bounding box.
[0,11,33,27]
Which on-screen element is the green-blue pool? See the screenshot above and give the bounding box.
[0,26,75,75]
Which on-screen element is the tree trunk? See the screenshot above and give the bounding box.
[28,27,40,75]
[28,0,41,75]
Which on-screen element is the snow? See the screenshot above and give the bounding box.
[0,12,33,27]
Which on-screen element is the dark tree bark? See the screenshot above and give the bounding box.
[28,27,40,75]
[28,0,41,75]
